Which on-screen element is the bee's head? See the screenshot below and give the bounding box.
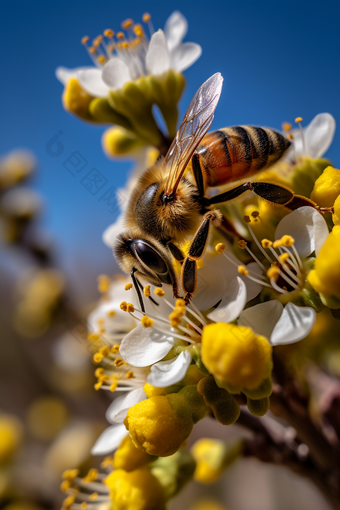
[114,231,177,288]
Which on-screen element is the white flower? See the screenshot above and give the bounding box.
[291,113,336,160]
[56,11,201,98]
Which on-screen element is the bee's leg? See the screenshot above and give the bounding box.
[182,211,222,303]
[131,268,145,314]
[167,242,185,263]
[192,154,205,197]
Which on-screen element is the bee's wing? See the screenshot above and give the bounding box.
[164,73,223,196]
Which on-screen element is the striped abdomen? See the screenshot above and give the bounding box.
[195,126,291,187]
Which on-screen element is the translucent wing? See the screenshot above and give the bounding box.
[164,73,223,197]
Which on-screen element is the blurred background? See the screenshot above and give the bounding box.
[0,1,339,509]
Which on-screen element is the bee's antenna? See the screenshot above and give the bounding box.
[131,268,145,314]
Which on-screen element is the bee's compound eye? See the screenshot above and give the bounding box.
[133,240,168,275]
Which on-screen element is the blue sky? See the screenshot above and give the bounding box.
[1,0,340,298]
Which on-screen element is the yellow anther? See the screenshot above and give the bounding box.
[114,358,125,367]
[94,380,104,391]
[281,235,295,247]
[97,55,106,64]
[273,240,282,249]
[107,310,116,317]
[142,13,151,22]
[100,346,110,357]
[97,318,104,325]
[121,41,129,49]
[83,469,98,482]
[95,368,104,378]
[101,456,114,468]
[175,298,186,308]
[251,211,260,218]
[88,47,96,54]
[267,266,279,280]
[127,303,135,313]
[143,285,151,297]
[125,283,133,291]
[215,243,226,254]
[110,380,118,392]
[288,134,294,140]
[243,215,251,223]
[90,493,98,501]
[63,496,75,508]
[279,253,290,264]
[88,332,99,341]
[81,36,89,45]
[238,240,247,249]
[81,502,87,509]
[117,32,125,39]
[120,301,128,311]
[111,344,120,354]
[60,480,70,492]
[238,265,249,276]
[261,239,273,248]
[141,315,154,328]
[93,352,103,364]
[282,122,292,132]
[104,29,114,38]
[126,370,135,379]
[133,24,144,37]
[62,469,79,480]
[154,288,165,297]
[98,274,110,293]
[122,18,133,29]
[93,38,101,48]
[295,117,303,123]
[99,327,106,334]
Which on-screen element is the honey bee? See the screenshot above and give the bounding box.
[114,73,315,310]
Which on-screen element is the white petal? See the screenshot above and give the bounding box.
[193,262,230,311]
[275,207,329,258]
[120,325,175,367]
[240,262,263,302]
[77,68,110,98]
[270,303,316,346]
[105,395,126,424]
[108,388,147,423]
[91,423,127,455]
[305,113,336,159]
[87,299,135,338]
[146,30,171,75]
[102,215,125,248]
[164,11,188,51]
[207,277,247,323]
[170,42,202,72]
[102,58,132,90]
[238,300,284,339]
[147,351,192,387]
[55,66,77,85]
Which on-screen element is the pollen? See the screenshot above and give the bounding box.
[95,368,104,377]
[100,346,110,357]
[114,358,125,367]
[281,235,295,247]
[117,32,125,39]
[238,265,249,276]
[81,36,89,45]
[282,122,292,131]
[104,29,114,38]
[93,352,103,364]
[125,283,133,291]
[142,13,151,22]
[238,240,247,249]
[107,310,116,317]
[295,117,303,123]
[127,303,134,313]
[126,370,135,379]
[101,456,114,468]
[88,332,99,341]
[154,288,165,297]
[261,239,272,248]
[60,480,70,492]
[110,380,118,392]
[88,47,96,54]
[279,253,290,264]
[81,503,87,510]
[63,496,75,508]
[97,55,106,64]
[133,24,144,37]
[120,301,128,311]
[267,266,279,281]
[94,380,104,391]
[176,298,186,308]
[90,493,98,501]
[215,243,226,254]
[141,315,154,328]
[273,240,282,249]
[111,344,120,354]
[251,211,260,219]
[143,285,151,297]
[62,469,79,480]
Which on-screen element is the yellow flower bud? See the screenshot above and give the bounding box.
[197,375,240,425]
[333,194,340,225]
[102,126,145,157]
[104,468,166,510]
[0,413,23,464]
[191,438,242,484]
[143,383,167,398]
[201,323,272,392]
[62,78,93,120]
[311,166,340,207]
[308,226,340,301]
[124,386,209,457]
[113,435,157,471]
[246,396,270,416]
